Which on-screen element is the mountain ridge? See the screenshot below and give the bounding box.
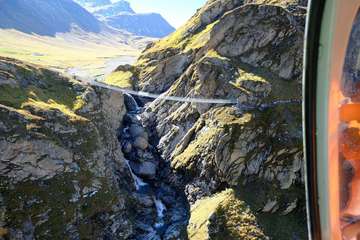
[104,12,175,38]
[92,0,135,16]
[0,0,150,81]
[75,0,176,38]
[74,0,111,8]
[0,0,103,36]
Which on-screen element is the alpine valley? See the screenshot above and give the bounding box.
[0,0,308,239]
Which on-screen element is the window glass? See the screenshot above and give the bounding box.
[339,10,360,239]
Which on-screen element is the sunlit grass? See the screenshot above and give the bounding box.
[185,20,218,51]
[22,98,88,122]
[0,84,87,122]
[0,29,140,77]
[143,11,203,54]
[104,70,133,89]
[188,189,229,240]
[0,63,88,122]
[188,189,266,240]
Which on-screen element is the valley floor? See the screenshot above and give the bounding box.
[0,29,145,80]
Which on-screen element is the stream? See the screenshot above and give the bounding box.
[118,94,189,240]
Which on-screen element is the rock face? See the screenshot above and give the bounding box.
[0,57,136,239]
[122,0,308,239]
[0,0,310,239]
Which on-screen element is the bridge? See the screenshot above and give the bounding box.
[79,78,302,108]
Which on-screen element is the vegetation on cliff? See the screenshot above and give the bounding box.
[0,0,309,239]
[188,189,267,240]
[0,57,135,239]
[128,0,308,239]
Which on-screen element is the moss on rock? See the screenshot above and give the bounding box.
[104,70,134,89]
[188,189,267,240]
[0,57,132,239]
[0,58,87,122]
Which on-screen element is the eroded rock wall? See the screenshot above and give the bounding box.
[0,57,135,239]
[121,0,308,238]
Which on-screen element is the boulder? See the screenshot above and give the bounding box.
[262,199,278,213]
[133,193,154,207]
[129,124,148,140]
[163,223,186,240]
[133,136,149,150]
[130,161,157,179]
[122,141,132,154]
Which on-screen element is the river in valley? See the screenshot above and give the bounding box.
[118,94,189,240]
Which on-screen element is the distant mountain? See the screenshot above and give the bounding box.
[0,0,102,36]
[105,13,175,38]
[74,0,111,8]
[76,0,175,38]
[92,1,135,17]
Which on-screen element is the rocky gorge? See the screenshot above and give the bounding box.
[0,0,309,239]
[113,0,308,238]
[119,94,189,239]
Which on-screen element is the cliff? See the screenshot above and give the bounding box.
[111,0,308,238]
[0,57,136,239]
[0,0,309,239]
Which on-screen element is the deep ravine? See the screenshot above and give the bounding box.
[118,94,189,240]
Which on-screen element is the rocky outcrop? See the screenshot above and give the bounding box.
[0,57,136,239]
[188,189,267,240]
[121,0,308,239]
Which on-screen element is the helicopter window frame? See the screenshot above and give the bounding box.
[304,0,360,239]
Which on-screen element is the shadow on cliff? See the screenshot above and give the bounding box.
[0,0,102,36]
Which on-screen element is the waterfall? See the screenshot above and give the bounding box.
[123,127,129,134]
[124,93,140,112]
[125,159,148,191]
[125,158,167,229]
[117,91,188,239]
[154,197,166,218]
[153,197,167,230]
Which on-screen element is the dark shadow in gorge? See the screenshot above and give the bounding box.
[118,94,190,240]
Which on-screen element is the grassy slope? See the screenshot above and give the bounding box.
[104,70,133,89]
[0,29,141,79]
[0,61,86,122]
